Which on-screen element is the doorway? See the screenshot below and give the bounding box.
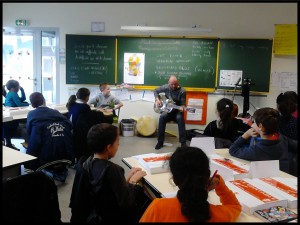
[2,27,59,104]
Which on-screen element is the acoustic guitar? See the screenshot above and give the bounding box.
[96,104,114,116]
[154,93,195,114]
[97,107,113,116]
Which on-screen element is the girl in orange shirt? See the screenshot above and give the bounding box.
[139,146,242,222]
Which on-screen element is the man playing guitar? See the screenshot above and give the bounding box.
[154,75,187,150]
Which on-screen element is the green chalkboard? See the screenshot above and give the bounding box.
[66,34,116,84]
[217,39,273,93]
[117,37,218,90]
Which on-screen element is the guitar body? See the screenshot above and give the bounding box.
[154,93,195,114]
[97,107,113,116]
[153,97,175,114]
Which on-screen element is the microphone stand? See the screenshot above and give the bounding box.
[232,78,241,118]
[241,78,254,118]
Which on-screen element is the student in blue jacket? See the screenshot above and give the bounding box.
[66,87,91,128]
[229,107,291,174]
[26,92,74,176]
[3,79,29,150]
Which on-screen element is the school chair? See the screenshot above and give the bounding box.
[25,119,75,182]
[113,107,121,124]
[3,171,62,223]
[73,110,105,160]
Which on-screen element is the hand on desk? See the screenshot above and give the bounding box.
[127,167,147,183]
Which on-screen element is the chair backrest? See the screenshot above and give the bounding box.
[26,119,74,170]
[73,110,105,159]
[36,159,72,171]
[3,171,61,222]
[284,135,298,176]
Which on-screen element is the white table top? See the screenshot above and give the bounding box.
[2,104,68,121]
[2,115,13,122]
[122,148,297,222]
[3,146,37,168]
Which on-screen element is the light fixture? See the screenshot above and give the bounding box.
[120,25,212,33]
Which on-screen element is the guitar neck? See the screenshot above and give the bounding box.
[171,104,187,110]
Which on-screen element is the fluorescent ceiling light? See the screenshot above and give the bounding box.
[121,26,212,33]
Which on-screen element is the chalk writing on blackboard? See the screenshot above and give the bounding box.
[66,35,115,84]
[117,37,218,88]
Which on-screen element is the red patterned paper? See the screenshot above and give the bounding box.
[143,155,171,162]
[230,180,278,203]
[260,178,297,198]
[213,158,248,174]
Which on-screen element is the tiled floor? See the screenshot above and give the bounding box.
[12,133,185,222]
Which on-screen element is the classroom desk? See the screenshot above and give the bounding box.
[2,115,13,122]
[2,104,68,121]
[2,104,97,121]
[3,145,37,179]
[122,148,297,222]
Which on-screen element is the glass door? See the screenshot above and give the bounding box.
[42,31,57,103]
[2,27,59,104]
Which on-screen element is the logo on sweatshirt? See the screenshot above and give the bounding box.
[47,122,65,137]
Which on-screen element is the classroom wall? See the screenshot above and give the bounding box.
[3,3,297,132]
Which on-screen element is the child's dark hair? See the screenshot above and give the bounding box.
[87,123,118,154]
[253,107,280,135]
[29,92,45,108]
[66,87,90,110]
[99,82,108,92]
[170,146,211,222]
[217,98,234,131]
[6,79,19,91]
[276,92,297,116]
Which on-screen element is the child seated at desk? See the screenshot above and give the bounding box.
[3,79,29,150]
[69,123,149,223]
[229,107,294,174]
[140,146,242,222]
[25,92,74,182]
[203,98,250,146]
[88,82,123,124]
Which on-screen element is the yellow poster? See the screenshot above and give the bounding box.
[274,24,297,55]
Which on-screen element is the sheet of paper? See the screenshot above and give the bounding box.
[162,191,178,198]
[114,88,130,101]
[280,72,297,92]
[129,90,143,102]
[219,70,243,87]
[210,160,234,181]
[186,98,203,121]
[249,160,280,179]
[190,137,215,155]
[142,90,155,103]
[270,72,281,87]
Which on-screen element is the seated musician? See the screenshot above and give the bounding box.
[88,82,123,124]
[153,75,187,150]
